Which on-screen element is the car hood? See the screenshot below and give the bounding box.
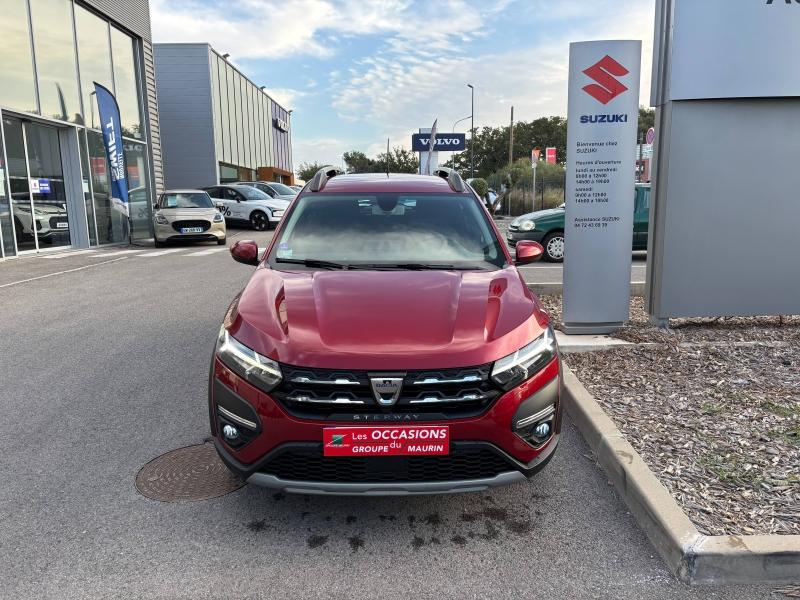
[515,207,564,222]
[229,267,550,370]
[274,195,295,202]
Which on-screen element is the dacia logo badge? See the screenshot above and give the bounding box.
[369,376,404,406]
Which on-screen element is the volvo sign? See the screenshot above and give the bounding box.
[411,133,465,152]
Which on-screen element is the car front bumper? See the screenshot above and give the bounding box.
[155,220,226,242]
[506,229,546,247]
[208,355,562,495]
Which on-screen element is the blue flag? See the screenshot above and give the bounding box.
[93,82,129,216]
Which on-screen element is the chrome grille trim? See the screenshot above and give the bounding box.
[288,395,365,405]
[411,375,482,385]
[409,393,487,405]
[290,376,362,386]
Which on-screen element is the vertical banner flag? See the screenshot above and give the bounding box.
[562,41,641,334]
[546,147,557,164]
[425,119,438,175]
[93,82,129,216]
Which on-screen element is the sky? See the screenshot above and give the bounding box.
[151,0,656,172]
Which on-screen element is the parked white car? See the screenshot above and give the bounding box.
[238,181,297,202]
[203,184,289,231]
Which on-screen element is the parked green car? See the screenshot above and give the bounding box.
[505,183,651,262]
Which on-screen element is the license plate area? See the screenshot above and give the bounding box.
[323,425,449,457]
[181,227,204,233]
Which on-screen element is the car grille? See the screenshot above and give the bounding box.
[271,363,501,420]
[49,216,68,228]
[172,220,211,232]
[258,444,515,483]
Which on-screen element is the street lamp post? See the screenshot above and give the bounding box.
[467,84,474,179]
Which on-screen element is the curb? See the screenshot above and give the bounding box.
[561,364,800,584]
[527,282,646,297]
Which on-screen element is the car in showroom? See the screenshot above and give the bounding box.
[237,181,297,201]
[204,184,289,231]
[208,166,561,495]
[506,183,651,262]
[11,200,70,245]
[153,190,226,247]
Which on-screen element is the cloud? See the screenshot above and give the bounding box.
[328,1,655,153]
[262,87,307,108]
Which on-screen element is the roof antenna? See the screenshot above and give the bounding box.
[386,138,390,176]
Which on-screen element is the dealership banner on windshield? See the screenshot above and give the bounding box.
[93,82,129,216]
[562,40,641,334]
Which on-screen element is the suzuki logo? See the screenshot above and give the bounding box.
[582,55,629,105]
[369,376,404,406]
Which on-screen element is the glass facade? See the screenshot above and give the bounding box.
[0,0,38,114]
[111,27,142,139]
[0,0,153,257]
[29,0,82,123]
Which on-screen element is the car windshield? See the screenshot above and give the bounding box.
[237,186,270,200]
[161,193,213,209]
[269,193,506,270]
[268,183,296,195]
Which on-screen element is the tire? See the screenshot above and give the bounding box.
[217,237,226,246]
[154,238,165,248]
[542,231,565,263]
[250,210,270,231]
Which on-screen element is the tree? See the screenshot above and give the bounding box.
[637,106,655,142]
[470,178,488,198]
[376,147,419,174]
[343,150,376,174]
[296,161,326,182]
[343,147,418,174]
[446,116,568,179]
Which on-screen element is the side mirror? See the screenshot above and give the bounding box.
[152,203,159,210]
[216,202,225,212]
[230,240,259,266]
[514,240,544,265]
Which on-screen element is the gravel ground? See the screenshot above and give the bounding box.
[537,296,800,536]
[539,294,800,345]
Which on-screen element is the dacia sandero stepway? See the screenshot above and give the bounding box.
[209,167,561,495]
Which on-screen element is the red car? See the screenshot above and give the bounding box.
[209,167,561,495]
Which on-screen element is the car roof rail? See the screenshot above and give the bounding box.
[309,166,343,192]
[433,167,465,193]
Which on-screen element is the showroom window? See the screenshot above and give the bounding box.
[29,0,82,124]
[0,0,38,114]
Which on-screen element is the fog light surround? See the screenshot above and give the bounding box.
[514,403,556,447]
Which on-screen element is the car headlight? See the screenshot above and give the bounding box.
[216,328,282,392]
[213,213,224,223]
[273,210,284,218]
[520,220,535,231]
[491,327,557,391]
[155,212,169,225]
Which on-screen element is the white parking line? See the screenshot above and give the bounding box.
[93,249,147,257]
[37,249,98,259]
[0,257,128,289]
[135,249,185,257]
[184,248,227,256]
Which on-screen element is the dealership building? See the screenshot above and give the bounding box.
[154,43,294,189]
[0,0,162,258]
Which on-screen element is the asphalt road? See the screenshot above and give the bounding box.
[0,229,770,599]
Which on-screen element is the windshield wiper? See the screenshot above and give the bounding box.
[357,263,485,271]
[275,258,349,270]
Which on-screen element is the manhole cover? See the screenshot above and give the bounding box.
[136,443,245,502]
